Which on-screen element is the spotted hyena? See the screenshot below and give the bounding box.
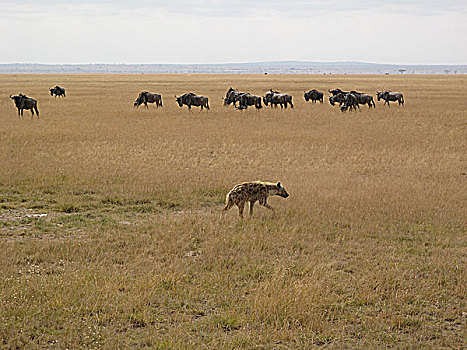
[222,181,289,218]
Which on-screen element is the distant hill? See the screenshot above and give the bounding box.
[0,61,465,74]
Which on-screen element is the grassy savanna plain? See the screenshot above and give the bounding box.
[0,74,465,349]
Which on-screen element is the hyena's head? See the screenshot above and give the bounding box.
[272,182,289,198]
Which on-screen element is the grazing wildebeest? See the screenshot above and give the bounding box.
[329,93,346,106]
[10,94,39,117]
[49,85,66,98]
[134,91,163,108]
[304,89,324,103]
[355,93,376,108]
[236,93,263,110]
[175,93,210,111]
[263,90,293,109]
[376,91,404,106]
[340,93,359,112]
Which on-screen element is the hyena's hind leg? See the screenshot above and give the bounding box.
[249,201,256,217]
[221,196,234,216]
[237,202,245,218]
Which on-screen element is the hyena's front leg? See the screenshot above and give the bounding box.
[263,203,275,213]
[260,198,275,215]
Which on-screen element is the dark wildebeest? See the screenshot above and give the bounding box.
[224,89,246,107]
[329,88,349,96]
[329,88,363,96]
[225,87,236,99]
[134,91,163,108]
[175,93,210,111]
[355,93,376,108]
[376,91,404,106]
[263,90,293,109]
[49,85,66,98]
[304,89,324,103]
[10,94,39,117]
[263,90,279,108]
[340,93,359,112]
[236,93,263,110]
[329,93,345,106]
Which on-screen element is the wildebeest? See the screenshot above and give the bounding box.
[175,93,209,110]
[134,91,163,108]
[340,93,359,112]
[224,88,245,107]
[263,90,294,109]
[236,93,263,110]
[355,93,376,108]
[49,85,66,98]
[376,91,404,106]
[329,88,349,96]
[304,89,324,103]
[329,93,345,106]
[329,88,362,96]
[10,94,39,117]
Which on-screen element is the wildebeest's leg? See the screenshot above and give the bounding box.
[289,101,294,108]
[20,109,24,116]
[249,201,255,216]
[17,108,20,117]
[237,202,245,218]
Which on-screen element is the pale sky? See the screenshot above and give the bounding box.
[1,0,466,65]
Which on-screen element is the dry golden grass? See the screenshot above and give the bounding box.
[0,74,466,349]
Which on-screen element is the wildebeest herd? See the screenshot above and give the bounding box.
[9,85,404,118]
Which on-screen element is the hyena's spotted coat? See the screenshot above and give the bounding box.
[222,181,289,218]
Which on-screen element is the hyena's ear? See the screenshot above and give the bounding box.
[276,182,282,188]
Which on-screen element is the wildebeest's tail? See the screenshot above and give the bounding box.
[34,101,39,116]
[206,99,210,110]
[400,94,404,105]
[371,96,376,108]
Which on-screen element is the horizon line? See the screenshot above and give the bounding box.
[1,61,466,67]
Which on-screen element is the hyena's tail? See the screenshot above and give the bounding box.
[222,193,234,214]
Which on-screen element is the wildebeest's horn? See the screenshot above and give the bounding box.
[9,94,13,98]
